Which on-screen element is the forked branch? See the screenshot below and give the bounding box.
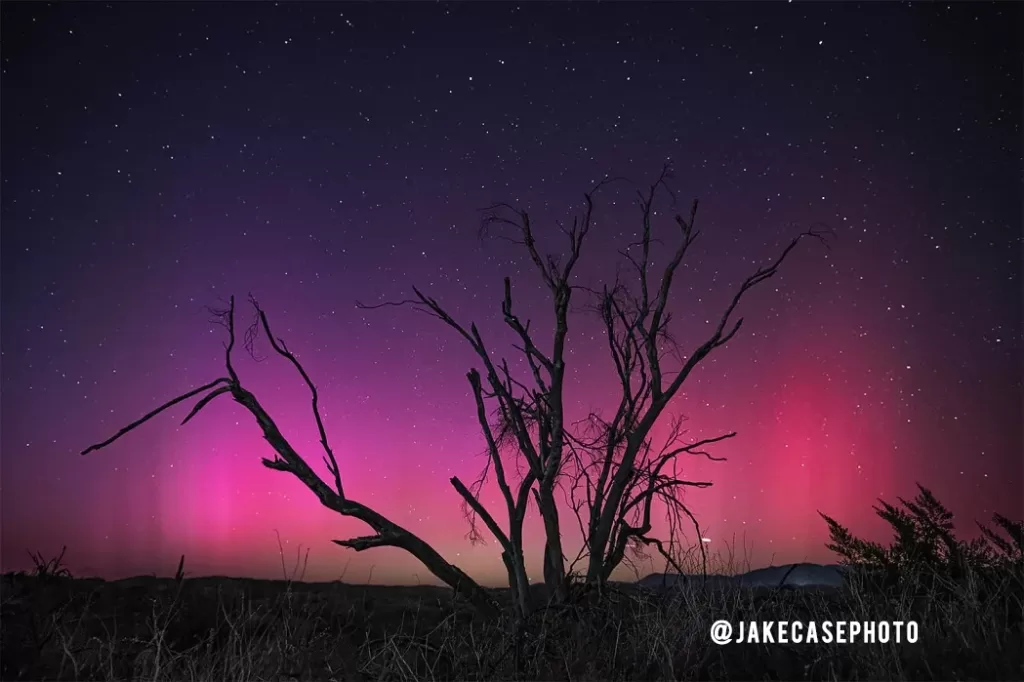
[82,295,499,616]
[81,377,231,455]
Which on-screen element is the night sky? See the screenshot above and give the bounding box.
[2,2,1020,586]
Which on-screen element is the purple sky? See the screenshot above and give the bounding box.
[1,2,1020,585]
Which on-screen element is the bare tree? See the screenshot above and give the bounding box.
[366,164,828,600]
[566,412,726,586]
[573,166,829,588]
[357,179,616,612]
[82,296,500,616]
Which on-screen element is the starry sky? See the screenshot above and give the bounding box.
[2,2,1020,586]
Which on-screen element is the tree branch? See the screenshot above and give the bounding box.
[81,377,231,455]
[251,296,345,499]
[82,295,500,616]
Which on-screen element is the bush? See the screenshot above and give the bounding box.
[820,483,1023,600]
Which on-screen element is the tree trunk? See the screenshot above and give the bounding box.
[502,548,533,617]
[537,484,568,602]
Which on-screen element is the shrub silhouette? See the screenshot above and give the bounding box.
[820,483,1023,613]
[26,546,72,581]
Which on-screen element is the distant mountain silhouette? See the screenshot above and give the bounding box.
[637,563,849,590]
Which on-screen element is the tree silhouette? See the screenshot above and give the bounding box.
[571,168,827,589]
[363,163,829,607]
[357,176,613,613]
[84,164,828,617]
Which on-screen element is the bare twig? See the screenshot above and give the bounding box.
[82,378,231,455]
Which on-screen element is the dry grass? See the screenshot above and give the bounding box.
[3,546,1021,681]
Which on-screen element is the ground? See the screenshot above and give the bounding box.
[2,570,1020,681]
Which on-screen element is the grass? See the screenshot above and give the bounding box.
[3,544,1021,681]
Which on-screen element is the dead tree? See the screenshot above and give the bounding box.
[82,296,500,616]
[567,413,726,584]
[358,178,618,612]
[361,163,827,604]
[572,165,829,588]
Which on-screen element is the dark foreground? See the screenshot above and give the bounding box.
[2,571,1021,681]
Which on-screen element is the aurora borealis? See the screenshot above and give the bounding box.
[1,2,1020,585]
